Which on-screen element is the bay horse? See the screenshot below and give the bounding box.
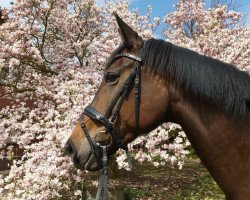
[65,14,250,199]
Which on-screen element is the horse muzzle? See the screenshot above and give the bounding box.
[64,138,102,171]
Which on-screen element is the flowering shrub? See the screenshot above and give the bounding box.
[0,0,249,199]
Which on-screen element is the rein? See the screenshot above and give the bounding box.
[79,49,143,200]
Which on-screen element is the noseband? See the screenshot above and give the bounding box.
[79,47,143,200]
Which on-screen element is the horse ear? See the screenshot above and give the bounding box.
[114,13,143,52]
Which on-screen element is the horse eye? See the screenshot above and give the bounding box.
[104,72,119,83]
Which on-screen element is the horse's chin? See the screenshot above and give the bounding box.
[82,154,102,172]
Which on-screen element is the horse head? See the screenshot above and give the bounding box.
[65,14,170,171]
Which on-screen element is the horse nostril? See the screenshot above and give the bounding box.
[64,140,75,156]
[73,155,81,166]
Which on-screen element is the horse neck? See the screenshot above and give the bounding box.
[168,86,250,197]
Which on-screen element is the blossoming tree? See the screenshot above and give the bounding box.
[0,0,105,198]
[163,0,250,71]
[0,0,160,199]
[0,0,249,199]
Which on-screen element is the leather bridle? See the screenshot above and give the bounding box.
[79,46,143,200]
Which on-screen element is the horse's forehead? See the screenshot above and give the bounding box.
[104,57,133,74]
[105,44,127,68]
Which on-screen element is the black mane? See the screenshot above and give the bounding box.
[141,39,250,117]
